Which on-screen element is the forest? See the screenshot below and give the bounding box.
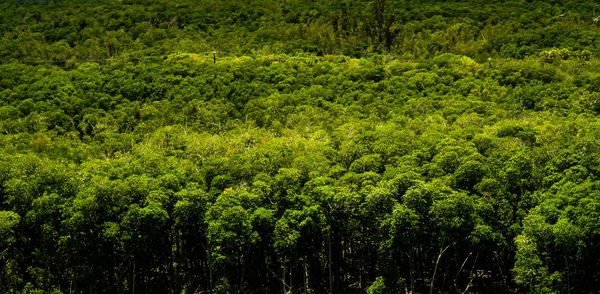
[1,0,600,293]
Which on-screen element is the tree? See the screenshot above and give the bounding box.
[0,211,20,291]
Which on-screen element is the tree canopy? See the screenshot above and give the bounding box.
[2,0,600,293]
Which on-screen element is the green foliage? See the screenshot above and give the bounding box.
[366,276,387,294]
[2,1,600,293]
[0,211,20,245]
[1,0,600,61]
[539,48,571,63]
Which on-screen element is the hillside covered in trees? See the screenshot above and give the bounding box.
[2,0,600,293]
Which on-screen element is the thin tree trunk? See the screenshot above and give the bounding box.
[208,247,213,290]
[454,251,472,291]
[406,249,415,294]
[132,263,136,294]
[282,256,287,294]
[328,226,333,294]
[565,256,570,294]
[429,245,450,294]
[240,253,245,292]
[492,251,507,288]
[304,255,309,294]
[461,252,478,294]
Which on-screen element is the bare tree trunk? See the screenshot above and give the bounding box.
[429,245,450,294]
[461,252,478,294]
[454,252,472,291]
[406,249,415,294]
[492,251,507,289]
[565,256,570,294]
[69,273,74,294]
[304,255,309,294]
[328,226,333,294]
[282,257,287,294]
[240,253,245,292]
[208,247,213,290]
[132,263,136,294]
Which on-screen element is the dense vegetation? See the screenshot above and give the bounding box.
[2,0,600,62]
[2,0,600,293]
